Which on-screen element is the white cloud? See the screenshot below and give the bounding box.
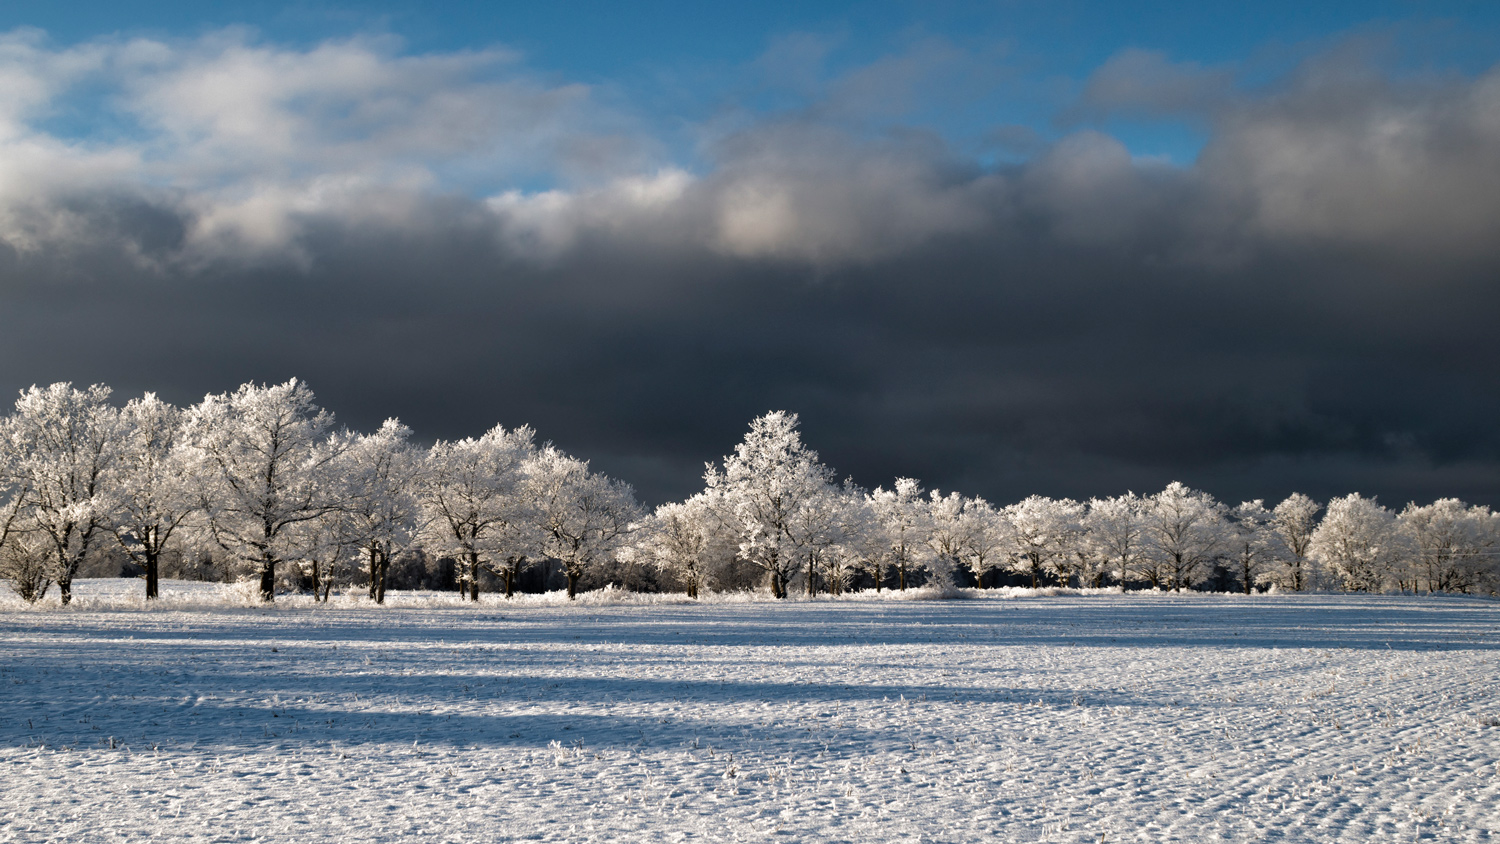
[1201,63,1500,256]
[702,125,1002,264]
[0,28,628,260]
[1,27,1499,272]
[487,168,696,258]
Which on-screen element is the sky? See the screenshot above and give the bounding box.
[1,1,1499,508]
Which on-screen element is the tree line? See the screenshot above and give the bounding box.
[1,382,1495,605]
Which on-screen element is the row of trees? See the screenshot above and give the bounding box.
[0,381,638,604]
[647,412,1499,598]
[2,383,1496,604]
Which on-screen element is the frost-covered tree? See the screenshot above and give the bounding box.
[1004,496,1082,588]
[337,420,424,604]
[781,483,835,597]
[959,498,1008,587]
[1141,482,1227,591]
[418,425,537,600]
[529,445,642,599]
[1,383,123,605]
[636,491,746,598]
[1473,506,1500,595]
[109,393,197,600]
[1397,499,1499,594]
[1227,500,1285,594]
[0,529,50,603]
[706,411,838,598]
[782,478,867,596]
[183,379,344,603]
[1271,493,1320,591]
[287,506,356,601]
[639,496,716,598]
[1084,493,1145,589]
[1310,493,1403,593]
[869,478,936,591]
[1003,497,1050,589]
[818,483,871,596]
[0,444,43,601]
[926,491,967,579]
[1043,499,1088,587]
[841,492,892,591]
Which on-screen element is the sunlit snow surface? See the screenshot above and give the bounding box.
[2,582,1498,842]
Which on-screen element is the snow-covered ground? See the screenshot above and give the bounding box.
[2,582,1497,842]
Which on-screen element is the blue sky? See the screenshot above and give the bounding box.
[8,0,1500,171]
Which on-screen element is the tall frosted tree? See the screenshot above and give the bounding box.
[869,478,935,591]
[785,478,864,596]
[0,444,45,602]
[183,379,344,603]
[1003,495,1082,589]
[1310,493,1403,593]
[110,393,197,600]
[959,498,1008,588]
[1084,493,1145,589]
[338,420,424,604]
[705,411,837,598]
[1227,500,1285,595]
[529,445,641,599]
[1271,493,1320,591]
[1,383,123,605]
[817,483,871,596]
[1142,482,1227,591]
[418,425,537,600]
[639,494,721,598]
[926,490,968,581]
[1043,499,1088,587]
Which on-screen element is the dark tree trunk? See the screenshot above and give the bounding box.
[145,542,160,600]
[369,547,389,604]
[806,555,816,597]
[769,570,785,599]
[502,566,514,598]
[463,552,481,601]
[259,560,276,602]
[566,570,578,600]
[368,547,380,601]
[54,530,76,606]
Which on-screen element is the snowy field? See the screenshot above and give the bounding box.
[2,583,1498,843]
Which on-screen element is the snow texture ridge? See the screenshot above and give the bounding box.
[2,582,1498,842]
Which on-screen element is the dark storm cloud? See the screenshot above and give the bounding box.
[1,36,1498,509]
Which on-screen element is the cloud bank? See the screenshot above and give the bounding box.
[1,28,1498,508]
